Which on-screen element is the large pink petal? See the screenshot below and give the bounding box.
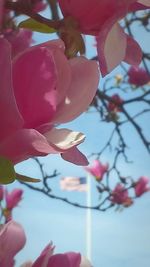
[65,252,81,267]
[41,39,65,52]
[53,57,99,123]
[97,23,127,76]
[12,46,57,129]
[0,129,59,164]
[32,244,54,267]
[47,254,71,267]
[0,220,26,267]
[44,128,85,151]
[0,128,86,164]
[61,147,89,166]
[0,38,23,141]
[43,40,72,105]
[44,128,88,165]
[123,35,142,66]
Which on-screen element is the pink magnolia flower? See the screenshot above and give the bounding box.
[5,188,23,210]
[0,185,4,200]
[22,243,92,267]
[0,220,26,267]
[5,29,34,58]
[107,94,124,113]
[58,0,150,76]
[128,66,150,86]
[134,176,150,197]
[85,160,109,180]
[0,37,99,166]
[110,184,133,206]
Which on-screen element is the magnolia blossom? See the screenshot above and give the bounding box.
[5,188,23,210]
[22,243,92,267]
[110,184,133,206]
[134,176,150,197]
[107,94,124,113]
[58,0,150,76]
[85,159,109,180]
[128,66,150,86]
[0,220,26,267]
[0,37,99,166]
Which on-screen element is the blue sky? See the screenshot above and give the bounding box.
[11,157,150,267]
[10,109,150,267]
[6,8,150,267]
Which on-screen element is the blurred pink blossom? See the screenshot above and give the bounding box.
[85,160,109,180]
[0,38,99,166]
[58,0,150,76]
[111,184,133,206]
[0,220,26,267]
[5,188,23,210]
[128,66,150,86]
[107,94,124,113]
[134,176,150,197]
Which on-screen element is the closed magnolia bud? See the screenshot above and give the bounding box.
[5,189,23,210]
[134,176,150,197]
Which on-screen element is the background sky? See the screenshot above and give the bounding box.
[11,109,150,267]
[6,8,150,267]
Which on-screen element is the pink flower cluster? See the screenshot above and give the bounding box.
[84,160,150,207]
[0,220,92,267]
[58,0,150,76]
[111,176,150,206]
